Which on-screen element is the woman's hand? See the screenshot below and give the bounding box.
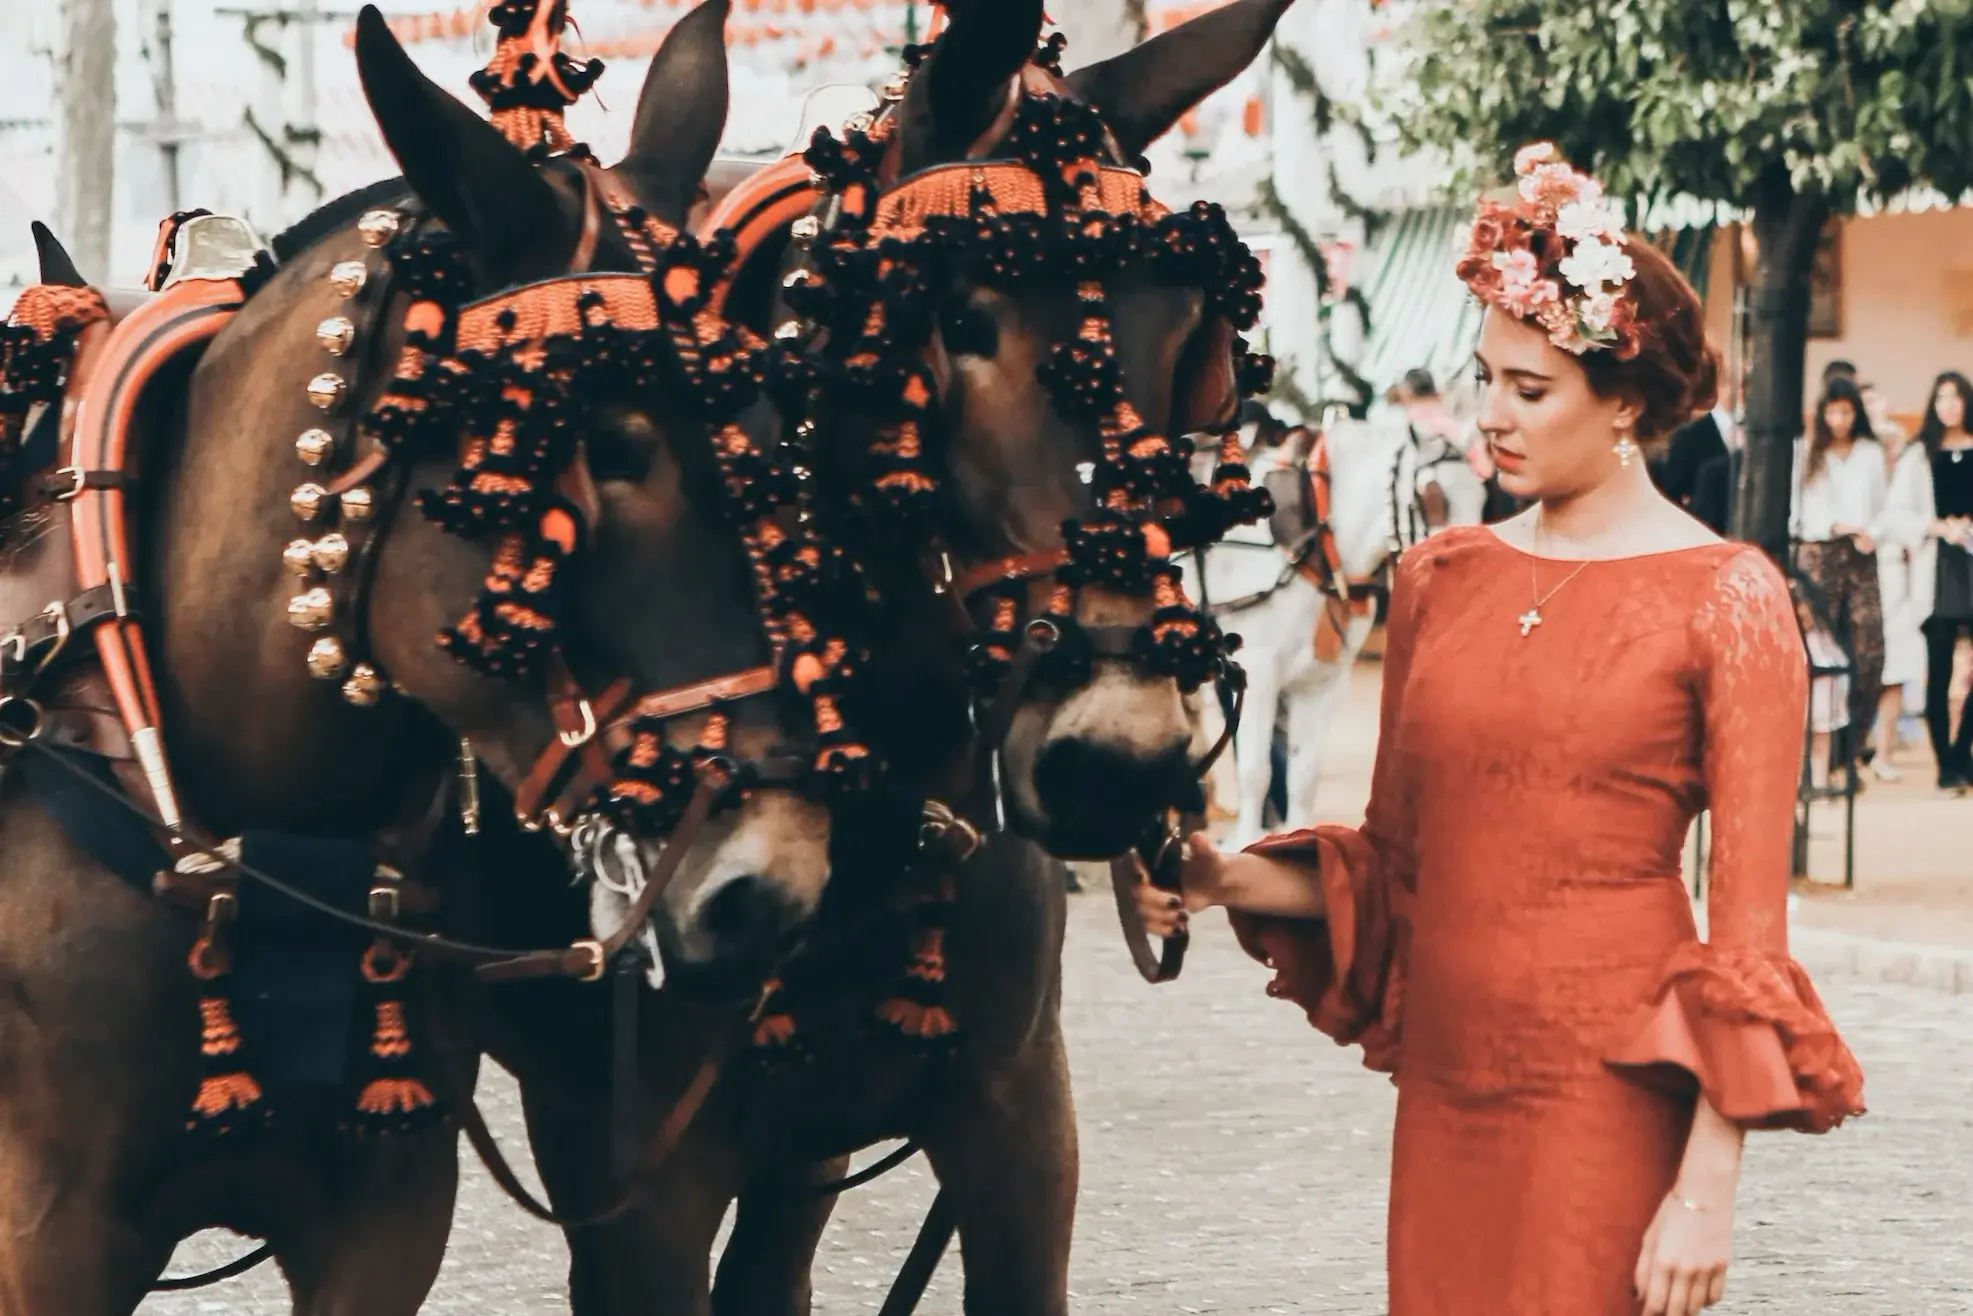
[1634,1190,1734,1315]
[1638,1097,1743,1315]
[1132,832,1226,937]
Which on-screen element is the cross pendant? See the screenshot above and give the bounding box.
[1517,607,1542,637]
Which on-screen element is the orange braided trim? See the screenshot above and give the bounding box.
[456,275,660,354]
[870,163,1166,239]
[5,284,109,339]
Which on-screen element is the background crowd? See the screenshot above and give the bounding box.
[1359,362,1973,800]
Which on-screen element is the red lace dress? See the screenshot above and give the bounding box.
[1232,527,1865,1316]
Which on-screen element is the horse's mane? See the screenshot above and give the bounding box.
[270,178,412,265]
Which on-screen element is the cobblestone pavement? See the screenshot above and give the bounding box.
[145,893,1972,1315]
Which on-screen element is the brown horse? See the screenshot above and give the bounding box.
[486,4,1299,1314]
[0,3,841,1311]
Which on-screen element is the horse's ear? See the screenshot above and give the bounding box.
[898,0,1044,173]
[1066,0,1297,160]
[353,5,566,272]
[31,222,86,287]
[615,0,731,225]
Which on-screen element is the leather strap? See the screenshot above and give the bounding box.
[455,966,761,1230]
[619,665,776,723]
[876,1191,959,1316]
[1109,845,1187,985]
[42,467,131,500]
[950,548,1070,602]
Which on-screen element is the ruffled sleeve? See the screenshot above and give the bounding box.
[1605,548,1865,1132]
[1224,547,1428,1075]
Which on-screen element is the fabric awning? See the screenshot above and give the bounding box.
[1352,206,1484,399]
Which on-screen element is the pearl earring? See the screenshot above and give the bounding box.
[1613,428,1638,468]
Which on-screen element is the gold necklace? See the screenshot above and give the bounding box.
[1518,516,1593,637]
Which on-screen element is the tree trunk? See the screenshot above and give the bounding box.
[55,0,117,284]
[1733,181,1830,562]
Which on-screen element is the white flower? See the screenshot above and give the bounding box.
[1557,237,1635,291]
[1556,198,1622,243]
[1514,141,1559,175]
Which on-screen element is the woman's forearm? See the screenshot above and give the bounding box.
[1673,1097,1746,1206]
[1205,849,1328,919]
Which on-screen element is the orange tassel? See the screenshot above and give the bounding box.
[368,1000,413,1060]
[198,995,244,1058]
[753,1013,797,1048]
[355,1077,437,1118]
[191,1071,264,1122]
[877,998,958,1039]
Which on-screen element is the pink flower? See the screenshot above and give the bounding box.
[1492,247,1541,291]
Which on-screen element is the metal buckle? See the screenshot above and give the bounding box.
[48,467,85,502]
[35,602,70,676]
[572,937,607,983]
[558,697,598,748]
[919,799,983,863]
[367,883,401,923]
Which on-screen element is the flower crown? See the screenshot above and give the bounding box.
[1456,143,1640,359]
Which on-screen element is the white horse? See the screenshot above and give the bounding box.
[1188,418,1486,846]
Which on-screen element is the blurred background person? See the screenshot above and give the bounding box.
[1793,374,1890,783]
[1650,398,1735,535]
[1915,372,1973,792]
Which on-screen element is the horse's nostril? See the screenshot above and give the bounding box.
[701,875,782,948]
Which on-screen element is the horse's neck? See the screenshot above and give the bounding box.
[146,246,447,836]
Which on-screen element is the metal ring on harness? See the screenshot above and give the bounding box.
[0,696,46,748]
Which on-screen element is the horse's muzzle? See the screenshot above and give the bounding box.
[1031,736,1192,860]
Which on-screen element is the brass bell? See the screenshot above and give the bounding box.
[357,210,401,247]
[287,587,333,632]
[791,216,822,243]
[316,315,356,356]
[306,636,349,680]
[343,663,387,707]
[294,427,334,466]
[307,373,346,411]
[311,532,350,574]
[291,482,329,521]
[329,260,367,298]
[339,486,374,522]
[283,538,316,575]
[882,74,910,102]
[775,321,804,342]
[782,269,813,290]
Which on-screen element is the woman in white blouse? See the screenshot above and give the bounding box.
[1792,375,1890,785]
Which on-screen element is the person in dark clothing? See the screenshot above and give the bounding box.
[1914,372,1973,791]
[1650,407,1734,534]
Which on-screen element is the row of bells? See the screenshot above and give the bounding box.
[282,209,402,709]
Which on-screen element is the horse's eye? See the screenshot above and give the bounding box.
[589,410,661,483]
[938,300,999,359]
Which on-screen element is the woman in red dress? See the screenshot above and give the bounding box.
[1141,146,1865,1316]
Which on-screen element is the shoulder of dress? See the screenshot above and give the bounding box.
[1396,524,1496,573]
[1689,544,1795,635]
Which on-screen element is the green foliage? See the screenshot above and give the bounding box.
[1392,0,1973,209]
